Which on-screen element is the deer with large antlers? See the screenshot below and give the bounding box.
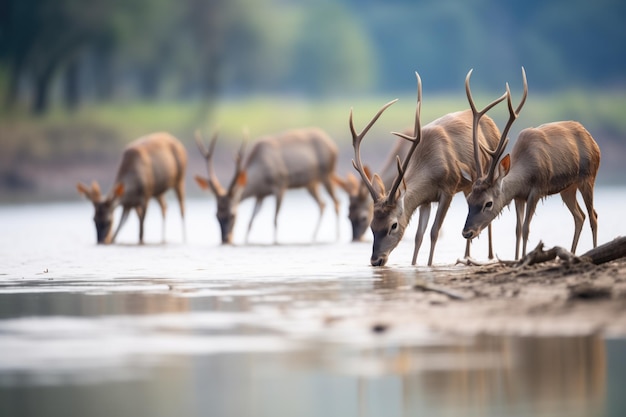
[194,128,341,244]
[350,72,506,266]
[462,68,601,259]
[76,132,187,244]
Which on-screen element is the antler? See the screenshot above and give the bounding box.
[350,98,398,203]
[226,129,248,196]
[388,71,423,203]
[485,66,528,183]
[195,129,225,195]
[465,69,508,180]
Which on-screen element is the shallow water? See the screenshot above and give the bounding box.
[1,187,626,416]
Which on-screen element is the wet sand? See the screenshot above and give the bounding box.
[357,256,626,339]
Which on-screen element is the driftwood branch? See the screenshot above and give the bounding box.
[459,236,626,268]
[581,236,626,265]
[515,242,576,267]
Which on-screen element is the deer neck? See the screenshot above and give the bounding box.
[499,166,531,203]
[396,170,436,226]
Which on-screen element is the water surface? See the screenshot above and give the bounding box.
[1,187,625,416]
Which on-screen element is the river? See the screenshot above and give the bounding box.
[1,187,625,416]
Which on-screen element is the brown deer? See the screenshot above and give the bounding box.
[350,72,505,266]
[462,68,601,259]
[194,128,341,244]
[336,137,411,241]
[76,132,187,244]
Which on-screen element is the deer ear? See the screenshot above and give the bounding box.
[345,173,361,196]
[77,181,101,202]
[91,180,101,197]
[195,175,210,190]
[77,182,91,199]
[396,176,408,202]
[497,154,511,179]
[332,173,353,195]
[229,171,247,201]
[372,174,386,200]
[236,171,247,187]
[113,182,125,197]
[363,165,372,181]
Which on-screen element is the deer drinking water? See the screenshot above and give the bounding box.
[336,137,410,241]
[350,72,505,266]
[462,68,601,259]
[76,132,187,244]
[194,128,341,244]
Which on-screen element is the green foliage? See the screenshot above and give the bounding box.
[2,90,624,164]
[2,0,625,114]
[290,2,375,96]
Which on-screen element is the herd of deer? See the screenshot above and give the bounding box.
[77,68,601,267]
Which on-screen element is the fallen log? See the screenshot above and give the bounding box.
[459,236,626,268]
[581,236,626,265]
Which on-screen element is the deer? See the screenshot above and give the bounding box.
[336,137,411,241]
[194,127,341,244]
[462,68,601,259]
[76,132,187,244]
[350,72,506,266]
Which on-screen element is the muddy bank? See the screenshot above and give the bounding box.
[340,255,626,340]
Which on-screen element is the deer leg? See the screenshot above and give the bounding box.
[427,194,453,266]
[246,197,264,244]
[273,191,285,244]
[175,180,186,243]
[135,204,147,245]
[322,179,341,241]
[487,223,494,259]
[521,195,540,257]
[560,185,585,254]
[156,194,167,243]
[306,183,326,242]
[579,182,598,248]
[412,204,431,265]
[514,198,525,259]
[463,229,490,259]
[111,206,131,244]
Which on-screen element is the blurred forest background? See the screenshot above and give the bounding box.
[1,0,625,201]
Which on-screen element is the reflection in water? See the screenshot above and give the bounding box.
[0,290,608,417]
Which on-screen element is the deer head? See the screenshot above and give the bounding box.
[462,68,528,240]
[76,180,124,244]
[350,72,422,266]
[336,169,374,241]
[195,130,247,244]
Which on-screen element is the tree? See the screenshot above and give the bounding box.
[290,2,375,96]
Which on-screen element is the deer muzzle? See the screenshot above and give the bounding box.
[370,255,388,267]
[462,229,476,240]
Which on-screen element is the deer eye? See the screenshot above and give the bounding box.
[484,201,493,211]
[390,222,398,232]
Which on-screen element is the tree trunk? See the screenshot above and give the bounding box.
[4,61,22,110]
[32,68,54,115]
[63,58,80,111]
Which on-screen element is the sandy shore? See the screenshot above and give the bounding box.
[347,255,626,339]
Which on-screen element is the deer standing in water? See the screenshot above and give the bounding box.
[350,72,505,266]
[76,132,187,244]
[336,137,411,241]
[195,128,341,244]
[462,68,601,259]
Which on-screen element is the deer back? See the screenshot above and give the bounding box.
[508,121,601,196]
[243,127,338,198]
[401,110,500,201]
[115,132,187,205]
